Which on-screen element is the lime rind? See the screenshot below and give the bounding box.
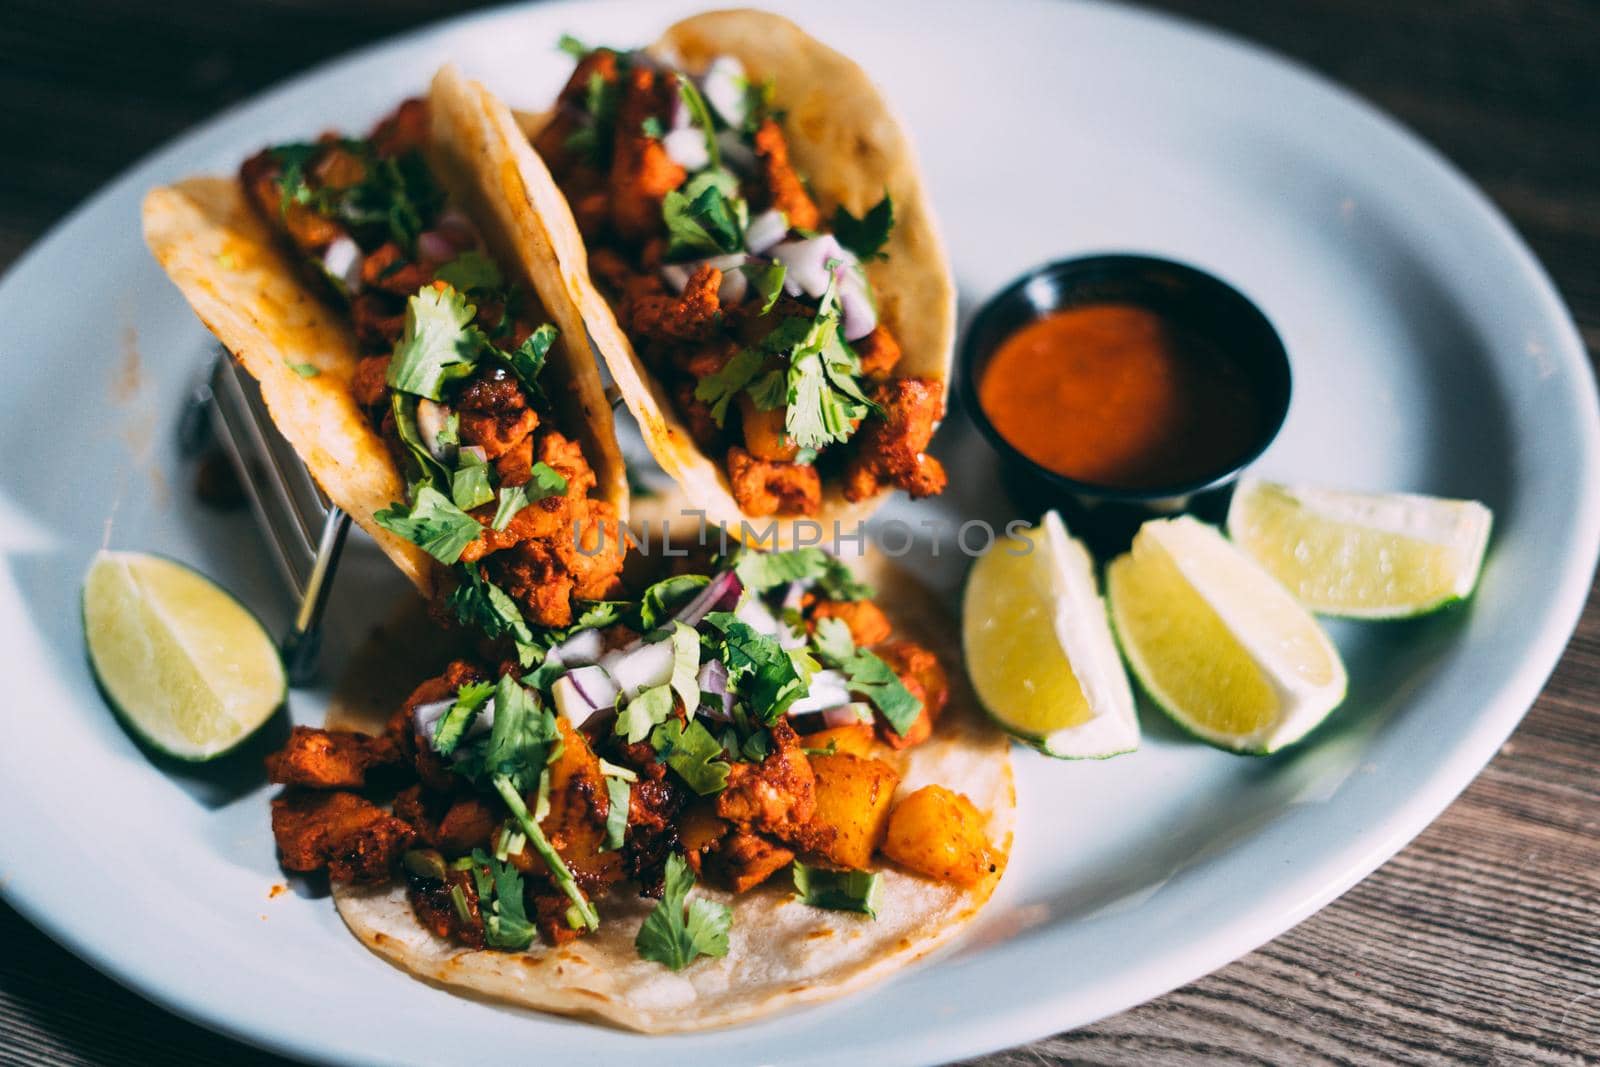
[962,511,1139,760]
[1226,479,1493,619]
[82,551,286,761]
[1107,517,1347,756]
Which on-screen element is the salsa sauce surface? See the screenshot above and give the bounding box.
[976,303,1264,489]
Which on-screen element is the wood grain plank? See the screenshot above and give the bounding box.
[0,1,1595,1064]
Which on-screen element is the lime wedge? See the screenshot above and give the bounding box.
[83,551,285,760]
[1107,516,1346,754]
[1227,478,1492,618]
[963,511,1138,758]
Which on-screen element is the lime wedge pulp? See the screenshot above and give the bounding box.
[1227,478,1492,618]
[963,511,1138,758]
[82,551,285,760]
[1107,516,1346,755]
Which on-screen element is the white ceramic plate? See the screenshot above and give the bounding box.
[2,1,1595,1063]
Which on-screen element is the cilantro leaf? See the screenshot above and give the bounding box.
[732,547,874,600]
[663,169,745,258]
[616,684,676,745]
[451,451,494,511]
[792,861,882,918]
[491,462,566,532]
[744,260,787,314]
[557,33,590,58]
[812,623,922,737]
[387,285,479,400]
[740,729,773,762]
[390,393,448,492]
[447,565,536,660]
[746,369,787,411]
[692,348,763,426]
[495,323,557,401]
[830,193,895,261]
[432,680,495,756]
[603,775,630,852]
[641,116,665,139]
[285,360,319,378]
[638,574,709,631]
[471,674,561,792]
[471,847,537,949]
[651,718,731,795]
[434,250,504,293]
[375,485,481,565]
[703,611,806,721]
[635,853,732,970]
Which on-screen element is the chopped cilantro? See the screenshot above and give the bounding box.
[446,564,536,655]
[635,853,731,971]
[746,369,787,411]
[663,169,745,258]
[434,250,504,293]
[812,619,922,737]
[390,393,448,492]
[744,260,787,314]
[692,348,763,426]
[703,611,806,721]
[667,622,702,716]
[557,33,590,58]
[387,285,479,401]
[651,718,731,795]
[740,729,773,762]
[374,486,481,565]
[451,452,494,512]
[494,323,557,401]
[603,775,630,851]
[491,462,567,532]
[470,847,537,949]
[638,574,709,631]
[432,680,495,756]
[495,774,598,931]
[830,193,895,261]
[641,116,665,139]
[732,547,874,600]
[616,684,676,745]
[792,861,882,918]
[285,360,319,378]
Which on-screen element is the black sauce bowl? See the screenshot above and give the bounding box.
[958,254,1292,557]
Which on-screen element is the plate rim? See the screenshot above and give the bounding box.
[1,0,1596,1062]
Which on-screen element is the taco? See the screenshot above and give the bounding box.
[144,67,628,636]
[520,10,956,542]
[267,539,1012,1031]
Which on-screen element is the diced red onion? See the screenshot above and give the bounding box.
[435,210,479,251]
[744,209,789,255]
[663,127,711,171]
[553,665,619,726]
[697,660,733,720]
[416,230,456,266]
[670,569,744,631]
[550,627,603,668]
[786,670,853,715]
[771,235,852,299]
[702,56,748,129]
[415,399,455,463]
[836,264,878,342]
[735,594,805,649]
[660,263,692,293]
[460,445,487,465]
[322,236,363,294]
[600,639,675,698]
[789,702,874,735]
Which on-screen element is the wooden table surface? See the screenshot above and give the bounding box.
[2,1,1596,1063]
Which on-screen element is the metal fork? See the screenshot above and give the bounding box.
[183,350,350,686]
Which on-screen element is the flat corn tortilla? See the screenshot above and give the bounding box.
[142,65,627,595]
[328,549,1013,1032]
[517,9,957,549]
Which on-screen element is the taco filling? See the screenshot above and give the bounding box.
[239,100,625,634]
[268,547,995,956]
[532,39,947,518]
